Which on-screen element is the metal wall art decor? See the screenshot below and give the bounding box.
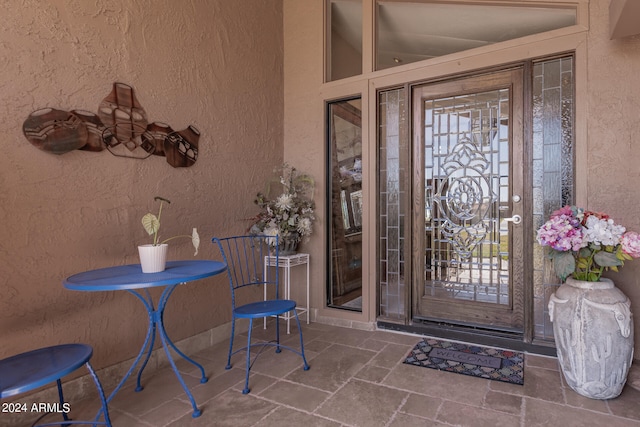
[23,108,88,155]
[22,82,199,167]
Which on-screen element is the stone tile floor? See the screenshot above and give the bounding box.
[22,322,640,426]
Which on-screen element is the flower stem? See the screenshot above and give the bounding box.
[154,200,165,246]
[160,235,192,244]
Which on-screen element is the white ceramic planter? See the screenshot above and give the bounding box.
[549,277,634,399]
[138,244,168,273]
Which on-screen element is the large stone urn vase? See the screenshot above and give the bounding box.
[548,277,634,399]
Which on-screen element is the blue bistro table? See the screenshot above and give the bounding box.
[63,260,227,418]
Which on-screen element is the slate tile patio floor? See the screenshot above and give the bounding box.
[23,322,640,426]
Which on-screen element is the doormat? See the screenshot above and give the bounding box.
[403,338,524,385]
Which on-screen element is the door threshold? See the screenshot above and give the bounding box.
[377,320,557,356]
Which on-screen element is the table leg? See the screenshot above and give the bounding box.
[157,285,208,382]
[98,286,206,419]
[135,290,157,392]
[93,289,160,422]
[154,284,206,417]
[86,360,113,427]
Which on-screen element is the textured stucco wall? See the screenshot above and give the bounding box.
[283,0,329,321]
[0,0,284,368]
[585,0,640,342]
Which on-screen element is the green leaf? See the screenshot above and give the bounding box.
[576,258,589,269]
[552,251,575,281]
[574,272,588,281]
[578,247,592,258]
[141,213,160,236]
[588,272,600,282]
[191,228,200,256]
[593,251,623,267]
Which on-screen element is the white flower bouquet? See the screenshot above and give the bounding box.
[249,164,315,245]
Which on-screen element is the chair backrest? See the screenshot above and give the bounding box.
[212,235,280,307]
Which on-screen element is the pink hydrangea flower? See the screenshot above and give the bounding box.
[538,205,639,282]
[550,206,574,219]
[621,232,640,258]
[536,214,585,252]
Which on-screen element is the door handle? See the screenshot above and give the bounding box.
[504,215,522,225]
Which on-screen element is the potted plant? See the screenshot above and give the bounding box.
[537,206,640,399]
[139,196,200,273]
[249,164,315,255]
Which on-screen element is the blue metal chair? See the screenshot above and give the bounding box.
[212,235,310,394]
[0,343,111,426]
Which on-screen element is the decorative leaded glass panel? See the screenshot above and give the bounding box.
[422,89,510,305]
[378,88,407,321]
[532,55,574,341]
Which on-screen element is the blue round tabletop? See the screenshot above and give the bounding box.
[0,344,93,398]
[63,260,227,291]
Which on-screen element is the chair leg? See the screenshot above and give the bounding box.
[293,311,310,371]
[226,317,235,370]
[275,314,281,353]
[55,378,71,423]
[243,319,253,394]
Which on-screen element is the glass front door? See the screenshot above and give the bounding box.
[412,69,524,332]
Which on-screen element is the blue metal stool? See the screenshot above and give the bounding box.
[0,344,111,427]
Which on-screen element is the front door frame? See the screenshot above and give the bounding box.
[375,61,561,355]
[410,68,526,334]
